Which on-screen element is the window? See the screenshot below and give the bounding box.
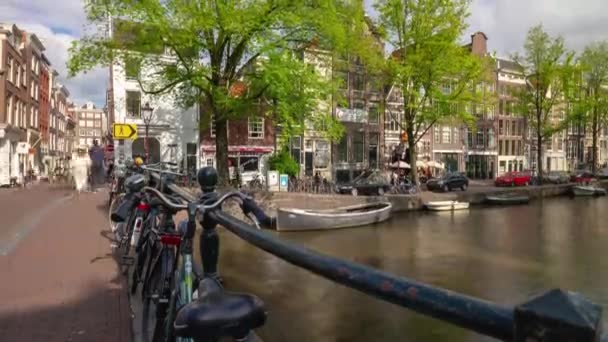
[442,126,451,144]
[467,130,473,147]
[7,56,13,83]
[453,127,459,144]
[291,137,302,164]
[434,126,441,143]
[248,117,264,138]
[499,140,503,155]
[385,109,400,132]
[314,140,330,169]
[511,140,516,156]
[368,133,378,169]
[21,65,26,86]
[487,128,495,149]
[477,130,484,147]
[209,114,216,137]
[206,159,214,167]
[505,121,510,136]
[353,132,364,163]
[511,121,516,136]
[352,73,365,91]
[125,58,141,80]
[94,121,101,127]
[336,136,347,162]
[126,91,141,117]
[6,95,12,124]
[499,120,504,135]
[86,121,93,127]
[368,106,379,124]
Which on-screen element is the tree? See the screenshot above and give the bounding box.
[512,25,575,182]
[68,0,364,185]
[373,0,489,183]
[578,41,608,173]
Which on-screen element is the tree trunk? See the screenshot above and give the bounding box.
[215,116,229,186]
[536,128,543,185]
[406,121,418,184]
[592,107,598,174]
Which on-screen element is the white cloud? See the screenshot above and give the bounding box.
[1,0,106,107]
[3,0,608,108]
[468,0,608,56]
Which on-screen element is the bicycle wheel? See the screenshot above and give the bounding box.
[108,193,125,234]
[142,247,175,342]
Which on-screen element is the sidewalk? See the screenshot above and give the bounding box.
[0,186,131,342]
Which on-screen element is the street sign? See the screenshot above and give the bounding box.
[112,123,138,140]
[16,142,30,154]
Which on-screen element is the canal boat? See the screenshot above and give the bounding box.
[485,194,530,205]
[572,185,607,197]
[424,201,470,211]
[276,202,393,231]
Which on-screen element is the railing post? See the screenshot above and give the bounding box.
[514,288,603,341]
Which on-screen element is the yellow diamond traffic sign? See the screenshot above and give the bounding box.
[113,123,138,140]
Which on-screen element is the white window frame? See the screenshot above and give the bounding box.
[248,117,264,139]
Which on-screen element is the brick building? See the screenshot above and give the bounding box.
[200,111,275,179]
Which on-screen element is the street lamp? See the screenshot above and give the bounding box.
[141,102,155,163]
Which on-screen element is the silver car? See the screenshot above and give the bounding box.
[545,171,569,184]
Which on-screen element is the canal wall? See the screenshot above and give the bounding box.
[259,180,608,214]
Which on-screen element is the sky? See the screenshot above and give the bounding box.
[2,0,607,107]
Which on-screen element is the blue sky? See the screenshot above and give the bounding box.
[2,0,607,107]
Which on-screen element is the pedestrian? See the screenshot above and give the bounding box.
[72,146,91,193]
[313,171,320,193]
[89,140,105,191]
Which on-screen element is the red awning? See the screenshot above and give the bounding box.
[201,146,273,153]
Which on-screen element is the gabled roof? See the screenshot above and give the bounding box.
[496,58,523,73]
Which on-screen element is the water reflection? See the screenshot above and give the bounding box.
[214,197,608,341]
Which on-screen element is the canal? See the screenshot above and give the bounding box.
[215,196,608,341]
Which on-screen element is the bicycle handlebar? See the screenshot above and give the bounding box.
[141,166,186,177]
[142,186,251,213]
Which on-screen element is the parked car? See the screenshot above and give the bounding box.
[494,171,532,187]
[544,171,570,184]
[336,170,391,196]
[426,173,469,192]
[571,170,595,184]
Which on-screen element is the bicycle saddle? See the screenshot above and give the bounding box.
[173,277,266,340]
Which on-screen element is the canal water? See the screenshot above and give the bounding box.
[215,196,608,341]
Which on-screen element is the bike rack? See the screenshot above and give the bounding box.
[150,172,606,342]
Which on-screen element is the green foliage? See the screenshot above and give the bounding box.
[68,0,363,183]
[371,0,490,181]
[268,150,299,177]
[373,0,491,135]
[575,41,608,170]
[512,25,576,176]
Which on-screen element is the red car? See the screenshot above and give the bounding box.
[572,171,595,184]
[495,171,532,187]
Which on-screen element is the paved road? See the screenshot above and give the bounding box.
[0,184,131,342]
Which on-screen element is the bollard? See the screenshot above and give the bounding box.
[514,289,603,341]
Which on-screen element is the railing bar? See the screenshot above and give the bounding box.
[211,210,514,341]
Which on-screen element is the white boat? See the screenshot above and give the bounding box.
[276,202,393,231]
[425,200,470,211]
[572,185,607,196]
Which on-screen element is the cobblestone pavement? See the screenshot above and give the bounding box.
[0,184,131,342]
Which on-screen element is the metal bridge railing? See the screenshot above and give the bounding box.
[153,172,606,342]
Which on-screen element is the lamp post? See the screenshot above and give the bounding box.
[141,102,155,163]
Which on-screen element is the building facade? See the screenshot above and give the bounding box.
[108,18,199,169]
[71,101,105,147]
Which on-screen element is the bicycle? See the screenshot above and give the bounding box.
[135,185,265,342]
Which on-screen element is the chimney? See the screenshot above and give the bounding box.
[470,32,488,57]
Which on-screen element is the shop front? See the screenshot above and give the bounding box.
[465,154,497,179]
[200,145,274,183]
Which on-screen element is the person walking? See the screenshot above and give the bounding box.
[72,146,91,193]
[89,140,105,191]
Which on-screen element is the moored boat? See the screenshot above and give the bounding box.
[485,194,530,205]
[276,202,393,231]
[425,201,470,211]
[572,185,607,196]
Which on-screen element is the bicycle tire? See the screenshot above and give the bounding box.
[142,247,175,342]
[108,193,125,234]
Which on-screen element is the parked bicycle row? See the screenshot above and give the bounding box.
[108,165,272,342]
